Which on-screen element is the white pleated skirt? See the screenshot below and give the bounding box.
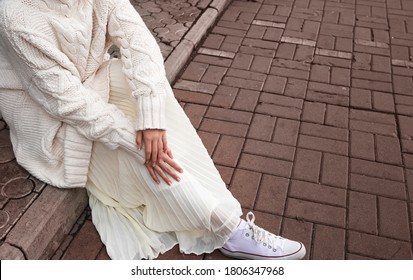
[85,60,242,260]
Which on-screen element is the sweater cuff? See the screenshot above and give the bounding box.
[135,93,166,131]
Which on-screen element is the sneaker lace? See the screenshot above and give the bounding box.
[246,212,285,249]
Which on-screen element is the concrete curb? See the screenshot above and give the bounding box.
[5,186,88,259]
[1,0,231,260]
[165,0,232,83]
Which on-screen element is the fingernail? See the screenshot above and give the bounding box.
[177,177,181,182]
[168,181,172,185]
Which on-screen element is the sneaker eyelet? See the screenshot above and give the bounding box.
[263,243,267,246]
[268,246,272,249]
[273,249,277,252]
[245,233,249,237]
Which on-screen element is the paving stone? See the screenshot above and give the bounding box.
[350,130,375,161]
[348,191,377,234]
[292,148,322,183]
[183,103,207,129]
[310,65,330,83]
[298,134,348,156]
[375,135,402,165]
[320,153,348,188]
[302,101,326,124]
[227,68,266,82]
[378,197,410,241]
[206,106,252,124]
[232,89,260,111]
[244,139,295,162]
[199,118,249,137]
[210,85,238,108]
[289,180,346,207]
[350,88,372,109]
[215,165,234,186]
[300,122,348,142]
[229,169,261,209]
[254,175,289,215]
[263,75,287,94]
[372,91,395,113]
[174,79,217,94]
[258,93,303,119]
[285,198,346,228]
[238,153,292,178]
[312,225,345,260]
[276,43,297,59]
[284,78,308,99]
[351,158,404,183]
[198,131,220,156]
[247,114,277,142]
[173,89,212,105]
[273,118,300,146]
[231,53,253,70]
[212,135,244,167]
[347,231,412,259]
[281,218,313,260]
[350,109,397,137]
[325,104,349,128]
[181,62,208,81]
[96,247,110,260]
[62,220,102,260]
[250,56,272,73]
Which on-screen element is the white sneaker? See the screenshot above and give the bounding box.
[219,212,306,260]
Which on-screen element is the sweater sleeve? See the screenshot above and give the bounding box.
[107,0,167,131]
[0,12,141,158]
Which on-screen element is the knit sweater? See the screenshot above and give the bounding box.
[0,0,169,188]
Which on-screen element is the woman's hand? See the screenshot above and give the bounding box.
[145,150,183,185]
[136,129,183,185]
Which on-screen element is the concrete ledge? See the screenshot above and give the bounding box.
[184,8,218,48]
[5,186,88,259]
[165,0,232,84]
[165,39,195,84]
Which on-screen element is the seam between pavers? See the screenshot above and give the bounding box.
[1,0,233,260]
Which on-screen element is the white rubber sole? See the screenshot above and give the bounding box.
[219,242,306,260]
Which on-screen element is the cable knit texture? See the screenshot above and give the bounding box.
[0,0,169,188]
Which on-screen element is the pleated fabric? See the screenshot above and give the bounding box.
[85,59,242,260]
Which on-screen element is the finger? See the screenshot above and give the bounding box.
[157,138,164,162]
[136,131,143,150]
[146,164,160,184]
[154,164,171,185]
[164,155,184,173]
[162,133,169,153]
[145,138,152,163]
[159,160,180,182]
[167,148,173,159]
[151,139,158,167]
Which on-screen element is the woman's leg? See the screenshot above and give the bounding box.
[85,59,243,259]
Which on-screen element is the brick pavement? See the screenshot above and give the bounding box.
[3,0,413,260]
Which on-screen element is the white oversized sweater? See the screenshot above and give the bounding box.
[0,0,169,188]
